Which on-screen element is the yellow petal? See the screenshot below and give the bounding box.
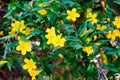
[67,10,71,14]
[72,18,76,21]
[16,46,20,50]
[21,50,26,55]
[23,65,28,70]
[76,13,80,17]
[24,58,29,63]
[66,16,71,20]
[72,8,76,12]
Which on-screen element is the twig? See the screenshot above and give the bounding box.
[0,9,7,12]
[91,54,108,80]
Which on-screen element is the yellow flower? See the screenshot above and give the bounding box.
[93,35,97,40]
[106,31,112,39]
[9,21,20,35]
[96,24,106,30]
[107,18,110,22]
[53,34,66,47]
[113,29,120,37]
[86,8,92,18]
[66,8,80,21]
[19,20,25,32]
[0,31,4,36]
[38,9,47,15]
[81,29,93,37]
[83,46,93,56]
[113,17,120,28]
[28,69,42,80]
[81,29,88,37]
[45,27,56,45]
[58,54,64,58]
[16,40,31,55]
[22,27,34,35]
[106,29,120,40]
[9,20,25,35]
[86,38,91,44]
[86,8,98,25]
[101,1,106,9]
[45,27,66,47]
[0,61,8,65]
[88,13,98,25]
[23,58,37,71]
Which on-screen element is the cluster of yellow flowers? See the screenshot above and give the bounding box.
[9,20,34,36]
[106,29,120,40]
[45,27,66,47]
[15,37,42,79]
[23,58,42,80]
[106,17,120,40]
[9,20,25,35]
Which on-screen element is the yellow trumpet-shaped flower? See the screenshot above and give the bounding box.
[23,58,37,71]
[45,27,66,47]
[113,17,120,28]
[58,54,64,58]
[106,29,120,40]
[28,69,42,80]
[83,46,93,56]
[16,40,31,55]
[88,13,98,25]
[96,24,106,30]
[9,20,25,35]
[86,8,98,25]
[0,31,4,36]
[38,9,47,15]
[93,35,97,40]
[45,27,56,45]
[53,34,66,47]
[101,1,106,9]
[66,8,80,21]
[22,27,34,35]
[0,61,8,65]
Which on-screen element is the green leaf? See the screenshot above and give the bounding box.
[97,38,109,43]
[0,35,15,40]
[117,48,120,56]
[86,64,94,74]
[67,36,79,41]
[20,36,28,42]
[4,7,16,18]
[78,20,88,36]
[68,42,82,50]
[6,41,18,48]
[7,59,13,71]
[59,62,67,68]
[30,29,41,35]
[47,64,56,68]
